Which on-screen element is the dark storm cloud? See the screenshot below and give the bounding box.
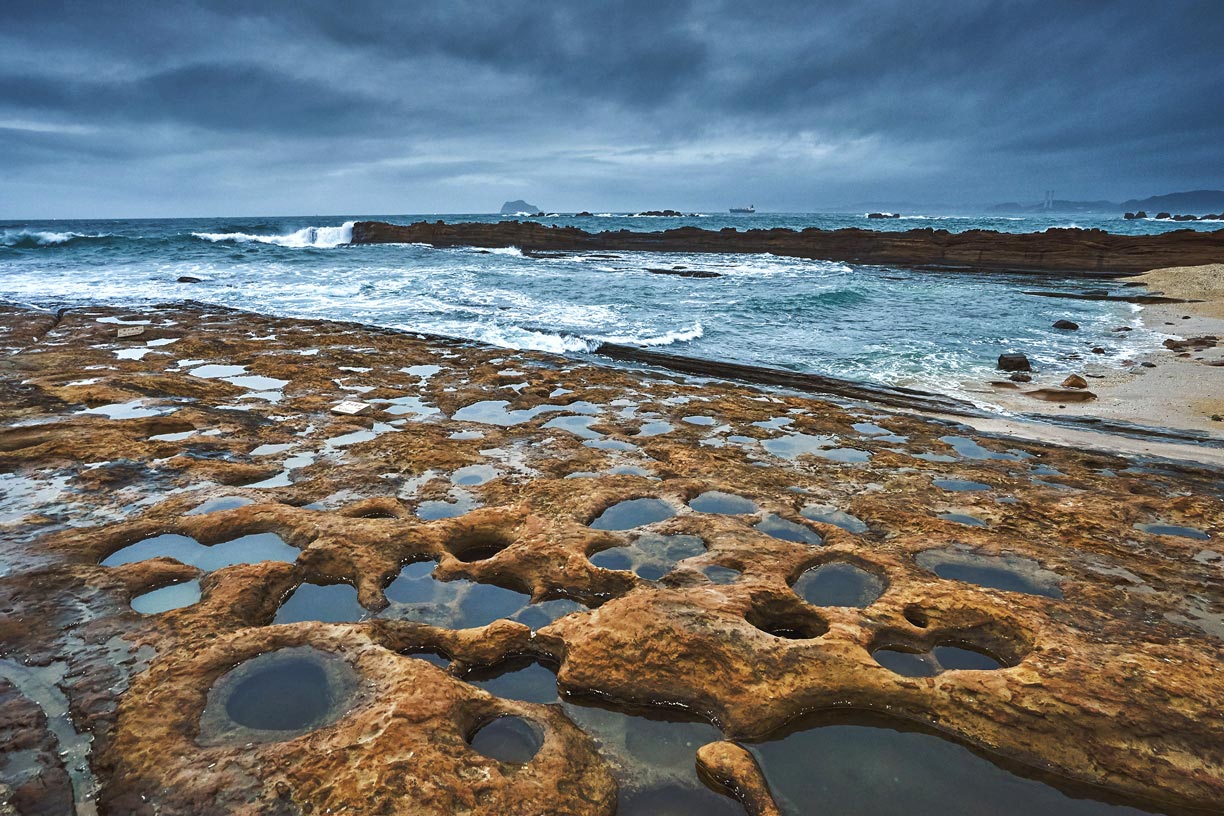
[1,0,1221,216]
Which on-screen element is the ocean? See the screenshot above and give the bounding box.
[2,211,1213,404]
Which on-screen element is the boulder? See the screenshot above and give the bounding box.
[177,276,204,283]
[1091,347,1106,354]
[1123,212,1138,220]
[1061,374,1088,389]
[1155,212,1172,220]
[1052,319,1079,330]
[998,353,1032,372]
[1009,372,1032,382]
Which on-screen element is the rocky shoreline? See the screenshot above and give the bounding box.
[350,219,1224,275]
[0,301,1221,814]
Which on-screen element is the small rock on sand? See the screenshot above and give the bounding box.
[1061,374,1088,389]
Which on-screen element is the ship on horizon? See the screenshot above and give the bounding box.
[729,204,756,213]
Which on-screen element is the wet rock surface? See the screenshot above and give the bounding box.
[0,302,1222,814]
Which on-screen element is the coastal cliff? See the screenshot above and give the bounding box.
[350,220,1224,275]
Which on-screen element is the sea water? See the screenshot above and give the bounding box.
[0,212,1192,401]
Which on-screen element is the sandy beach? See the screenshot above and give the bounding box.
[970,263,1224,438]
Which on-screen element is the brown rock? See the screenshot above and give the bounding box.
[696,741,782,815]
[1025,387,1098,402]
[1061,374,1089,389]
[1009,372,1032,382]
[997,353,1032,372]
[348,220,1224,275]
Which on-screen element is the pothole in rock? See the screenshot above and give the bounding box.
[746,711,1159,816]
[915,548,1064,599]
[1134,522,1210,541]
[274,583,369,624]
[589,534,707,580]
[814,448,872,463]
[801,504,869,534]
[701,565,742,585]
[416,490,481,520]
[755,514,823,545]
[198,646,359,745]
[447,529,514,562]
[543,414,602,439]
[933,478,991,492]
[131,579,201,614]
[468,715,543,764]
[635,420,673,437]
[688,491,758,515]
[872,642,1007,677]
[793,562,884,608]
[185,495,254,515]
[380,561,576,630]
[589,498,676,530]
[746,602,828,640]
[401,647,451,668]
[461,660,736,814]
[102,532,298,571]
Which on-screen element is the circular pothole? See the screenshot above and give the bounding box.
[793,562,883,607]
[746,603,828,640]
[449,530,513,562]
[468,715,543,764]
[198,646,359,745]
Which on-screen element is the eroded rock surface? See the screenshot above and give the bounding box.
[0,302,1221,814]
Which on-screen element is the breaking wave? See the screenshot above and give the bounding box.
[192,221,354,248]
[1,229,117,248]
[597,322,704,347]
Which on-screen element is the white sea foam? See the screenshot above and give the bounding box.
[191,222,354,248]
[1,229,113,247]
[598,322,704,347]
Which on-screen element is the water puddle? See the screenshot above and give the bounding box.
[938,512,989,527]
[544,414,602,439]
[683,415,717,426]
[451,464,499,486]
[198,646,359,745]
[688,491,758,515]
[801,504,869,534]
[416,490,480,520]
[380,561,549,629]
[754,514,823,545]
[402,364,442,379]
[761,433,837,461]
[747,712,1153,815]
[81,399,174,420]
[635,420,674,437]
[381,395,441,418]
[939,435,1026,461]
[933,478,991,492]
[794,563,883,607]
[459,660,736,813]
[1134,523,1210,541]
[915,548,1064,599]
[274,583,369,624]
[0,659,98,814]
[589,534,707,580]
[468,715,542,764]
[131,579,201,614]
[101,531,298,571]
[250,443,294,456]
[702,565,742,584]
[187,364,247,378]
[453,399,598,426]
[590,498,676,530]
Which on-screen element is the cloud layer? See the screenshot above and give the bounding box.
[2,1,1221,217]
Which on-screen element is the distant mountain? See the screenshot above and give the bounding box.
[991,190,1224,215]
[1119,190,1224,214]
[499,199,540,214]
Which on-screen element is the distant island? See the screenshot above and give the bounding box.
[991,189,1224,215]
[499,199,541,215]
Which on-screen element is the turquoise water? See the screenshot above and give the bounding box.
[1,212,1199,398]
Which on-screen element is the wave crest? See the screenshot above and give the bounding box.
[598,322,704,347]
[1,229,116,248]
[192,221,354,248]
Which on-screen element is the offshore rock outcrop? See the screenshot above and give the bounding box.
[0,302,1222,814]
[350,219,1224,275]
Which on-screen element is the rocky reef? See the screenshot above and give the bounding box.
[1,302,1222,814]
[350,219,1224,275]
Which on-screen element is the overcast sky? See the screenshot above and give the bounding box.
[2,1,1222,218]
